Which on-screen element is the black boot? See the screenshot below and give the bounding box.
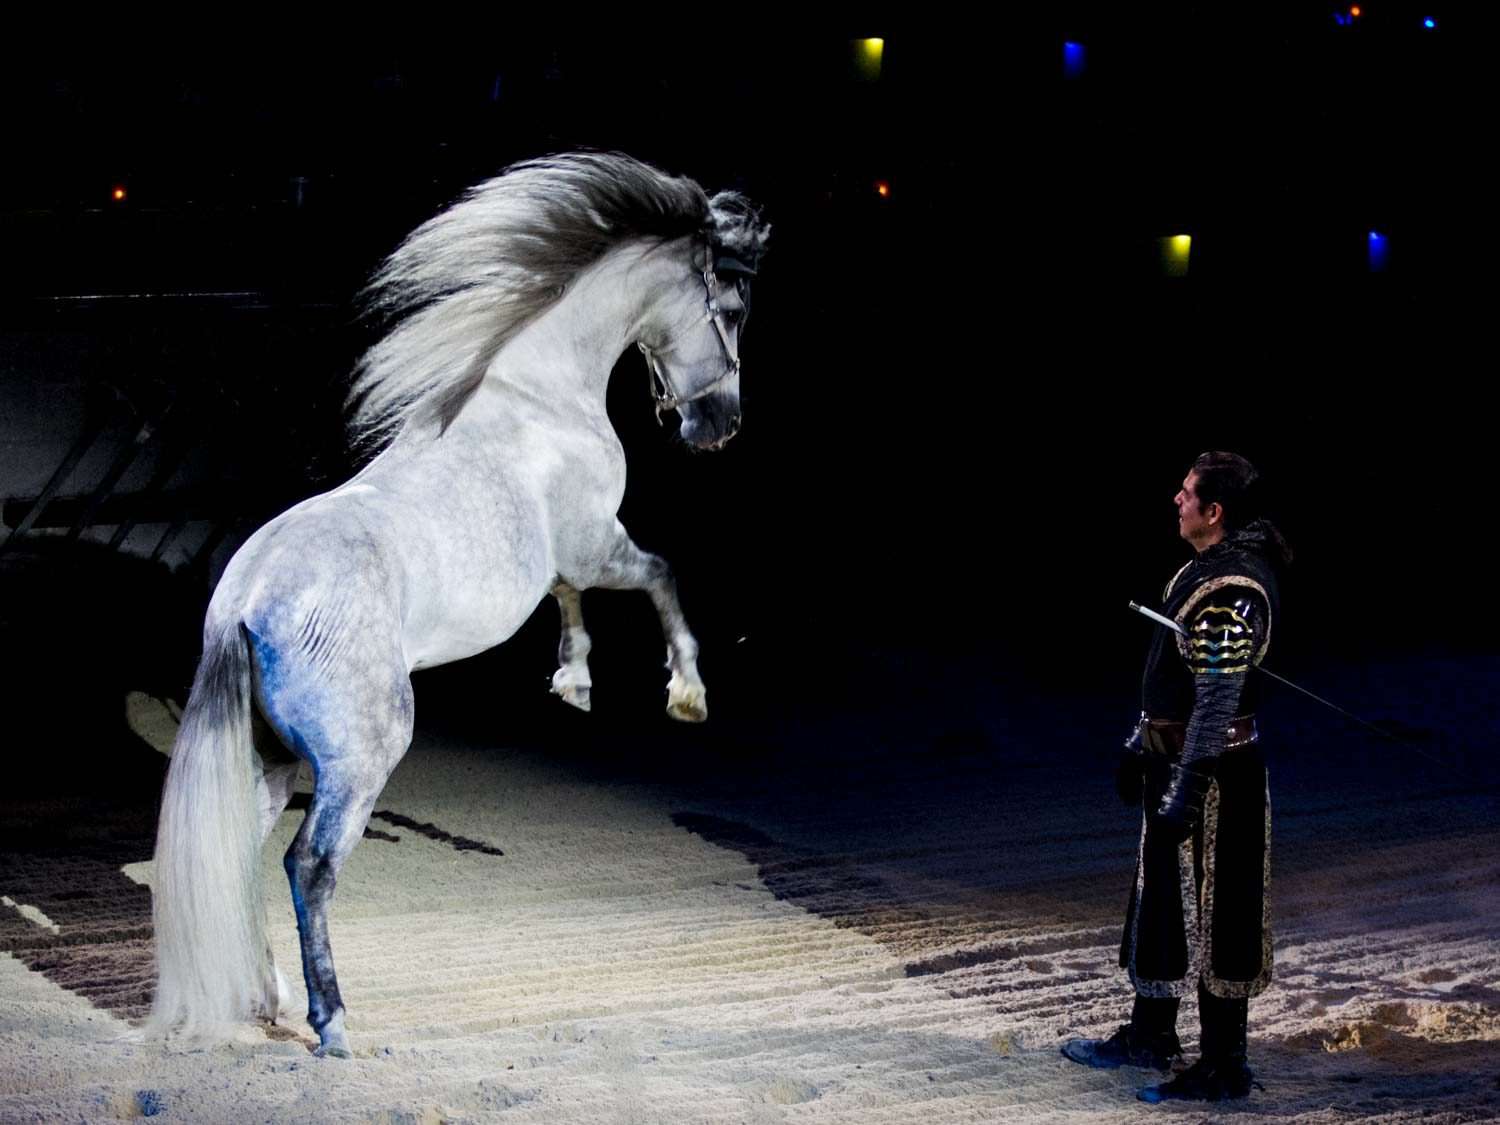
[1061,995,1181,1071]
[1138,988,1254,1103]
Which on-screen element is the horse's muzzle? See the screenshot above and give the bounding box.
[680,397,740,451]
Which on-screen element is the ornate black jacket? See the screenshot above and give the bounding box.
[1141,521,1282,768]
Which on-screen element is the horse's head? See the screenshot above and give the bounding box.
[638,193,767,451]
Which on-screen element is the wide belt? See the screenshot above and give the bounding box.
[1136,713,1258,757]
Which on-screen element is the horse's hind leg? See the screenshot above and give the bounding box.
[550,581,593,712]
[592,520,707,723]
[248,626,413,1058]
[283,752,399,1057]
[250,713,301,1022]
[253,712,303,842]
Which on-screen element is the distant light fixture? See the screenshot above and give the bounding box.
[1063,41,1086,79]
[1160,234,1192,277]
[112,186,126,202]
[875,181,890,198]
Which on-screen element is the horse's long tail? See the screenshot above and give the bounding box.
[145,622,269,1036]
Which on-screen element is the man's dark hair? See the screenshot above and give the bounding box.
[1192,451,1293,567]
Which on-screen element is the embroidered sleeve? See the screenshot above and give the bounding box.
[1177,582,1271,674]
[1178,584,1268,768]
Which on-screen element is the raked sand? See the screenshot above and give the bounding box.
[2,656,1498,1122]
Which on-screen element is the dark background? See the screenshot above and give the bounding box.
[0,11,1488,751]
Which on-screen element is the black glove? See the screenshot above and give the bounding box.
[1115,751,1146,807]
[1154,759,1215,839]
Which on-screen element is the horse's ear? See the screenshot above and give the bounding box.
[707,191,771,266]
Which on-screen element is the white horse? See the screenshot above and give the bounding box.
[146,152,769,1056]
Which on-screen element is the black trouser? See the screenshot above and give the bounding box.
[1133,987,1248,1062]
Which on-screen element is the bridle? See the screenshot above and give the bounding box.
[638,242,754,424]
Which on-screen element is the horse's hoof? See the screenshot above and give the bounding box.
[666,683,707,723]
[314,1011,352,1058]
[668,703,707,723]
[551,670,592,712]
[253,963,292,1023]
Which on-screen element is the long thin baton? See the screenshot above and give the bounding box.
[1127,601,1433,753]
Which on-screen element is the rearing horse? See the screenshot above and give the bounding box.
[146,153,769,1056]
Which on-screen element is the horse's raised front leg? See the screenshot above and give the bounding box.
[550,581,593,712]
[593,521,707,723]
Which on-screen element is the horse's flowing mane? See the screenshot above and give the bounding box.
[348,151,769,449]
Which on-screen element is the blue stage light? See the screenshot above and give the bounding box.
[1063,42,1086,79]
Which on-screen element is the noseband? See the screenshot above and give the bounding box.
[638,243,751,424]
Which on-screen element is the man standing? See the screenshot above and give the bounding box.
[1061,451,1292,1103]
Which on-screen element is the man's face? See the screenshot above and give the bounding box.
[1175,471,1216,546]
